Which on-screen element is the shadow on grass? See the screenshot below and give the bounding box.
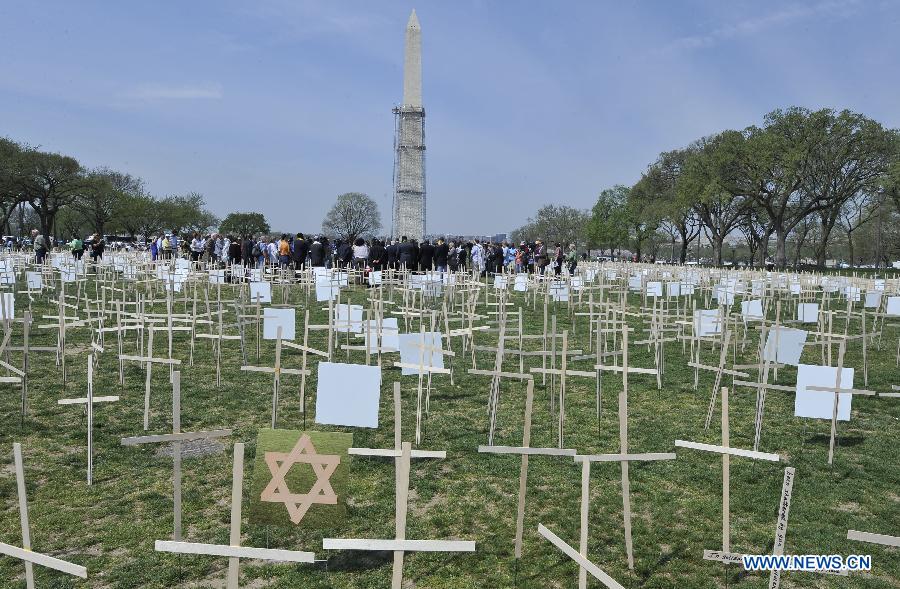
[326,549,392,572]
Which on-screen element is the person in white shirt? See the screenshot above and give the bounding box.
[190,232,204,262]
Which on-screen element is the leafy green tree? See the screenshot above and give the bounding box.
[76,167,144,236]
[322,192,381,243]
[510,204,589,249]
[633,150,700,263]
[161,192,219,234]
[803,111,897,267]
[587,186,629,256]
[626,179,662,261]
[17,146,86,241]
[219,212,270,237]
[0,138,27,234]
[678,133,752,266]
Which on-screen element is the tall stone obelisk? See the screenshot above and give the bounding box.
[392,9,426,241]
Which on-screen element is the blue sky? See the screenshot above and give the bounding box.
[2,0,898,235]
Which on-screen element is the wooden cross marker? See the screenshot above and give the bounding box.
[847,529,900,548]
[478,379,576,559]
[155,442,316,589]
[573,450,676,576]
[530,330,598,448]
[1,443,88,585]
[240,326,309,428]
[537,524,625,589]
[57,355,119,485]
[118,326,182,430]
[326,383,475,589]
[195,306,241,388]
[121,371,232,540]
[675,387,780,559]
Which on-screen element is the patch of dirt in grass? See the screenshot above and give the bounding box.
[835,501,860,513]
[408,489,447,517]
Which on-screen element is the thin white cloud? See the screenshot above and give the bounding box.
[661,0,861,54]
[123,83,223,101]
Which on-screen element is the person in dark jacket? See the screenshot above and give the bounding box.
[433,238,449,272]
[418,239,434,271]
[292,233,309,270]
[241,235,253,266]
[386,239,399,269]
[228,236,242,265]
[368,239,386,270]
[337,240,353,267]
[308,236,326,267]
[398,236,415,270]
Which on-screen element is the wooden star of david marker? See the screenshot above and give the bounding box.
[260,433,340,524]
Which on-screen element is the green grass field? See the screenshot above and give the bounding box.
[1,279,898,588]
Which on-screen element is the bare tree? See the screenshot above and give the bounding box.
[322,192,382,242]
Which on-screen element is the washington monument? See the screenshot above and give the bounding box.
[392,9,426,241]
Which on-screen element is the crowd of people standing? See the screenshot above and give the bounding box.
[142,231,584,276]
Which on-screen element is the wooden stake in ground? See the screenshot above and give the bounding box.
[0,443,88,586]
[155,442,316,589]
[118,327,182,430]
[326,390,475,589]
[675,387,780,563]
[240,326,309,428]
[57,354,119,485]
[478,379,576,559]
[573,450,676,578]
[847,529,900,548]
[537,524,625,589]
[121,371,232,540]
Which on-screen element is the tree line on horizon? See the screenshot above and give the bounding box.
[0,137,218,242]
[513,107,900,269]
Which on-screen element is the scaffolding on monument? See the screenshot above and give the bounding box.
[392,105,426,240]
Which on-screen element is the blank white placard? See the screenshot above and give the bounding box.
[398,332,445,375]
[764,327,808,366]
[549,282,569,302]
[26,271,42,289]
[666,282,681,297]
[514,274,528,292]
[249,281,271,303]
[315,362,381,428]
[741,299,764,320]
[334,304,363,333]
[794,364,853,421]
[367,270,382,286]
[797,303,819,323]
[694,310,721,337]
[864,291,881,308]
[263,308,296,340]
[646,281,662,297]
[363,318,399,353]
[316,284,338,302]
[0,293,13,321]
[886,296,900,317]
